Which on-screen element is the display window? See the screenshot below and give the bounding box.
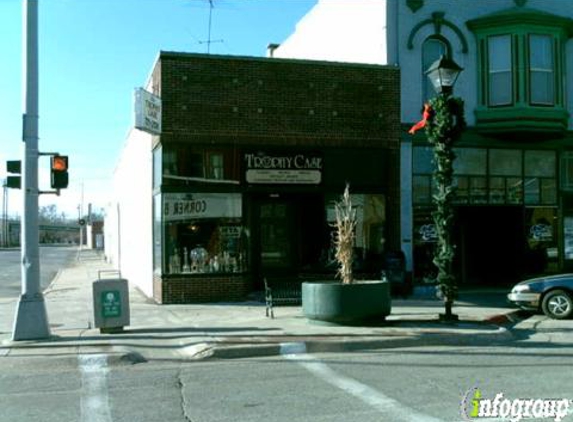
[162,193,246,275]
[525,207,558,273]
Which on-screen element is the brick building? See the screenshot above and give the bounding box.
[107,52,400,304]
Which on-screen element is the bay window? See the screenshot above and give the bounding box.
[467,9,572,135]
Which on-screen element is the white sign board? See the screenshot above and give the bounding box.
[163,193,242,222]
[134,88,162,135]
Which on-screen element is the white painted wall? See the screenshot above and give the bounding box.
[274,0,389,65]
[107,126,154,297]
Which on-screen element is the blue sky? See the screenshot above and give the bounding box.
[0,0,316,218]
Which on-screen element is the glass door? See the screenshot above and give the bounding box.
[259,201,294,271]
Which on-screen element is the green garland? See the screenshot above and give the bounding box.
[424,94,466,319]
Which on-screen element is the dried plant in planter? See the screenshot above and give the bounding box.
[333,185,357,284]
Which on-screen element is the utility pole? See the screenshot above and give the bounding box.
[12,0,50,340]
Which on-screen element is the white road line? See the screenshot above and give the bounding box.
[281,342,445,422]
[78,354,113,422]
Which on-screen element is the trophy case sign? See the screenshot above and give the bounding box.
[244,151,322,184]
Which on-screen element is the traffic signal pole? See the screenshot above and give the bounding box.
[12,0,50,340]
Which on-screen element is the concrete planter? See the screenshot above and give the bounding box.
[302,280,391,325]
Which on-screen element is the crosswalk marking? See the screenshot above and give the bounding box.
[281,342,445,422]
[79,354,112,422]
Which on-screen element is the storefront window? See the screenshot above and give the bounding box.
[413,175,431,204]
[507,177,523,204]
[564,217,573,260]
[153,146,162,190]
[453,176,469,204]
[413,149,555,206]
[413,209,437,284]
[153,194,162,274]
[525,208,558,273]
[541,179,557,204]
[454,148,487,175]
[560,152,573,191]
[525,150,555,177]
[470,177,487,204]
[524,177,540,204]
[163,193,245,275]
[489,177,505,204]
[489,149,521,176]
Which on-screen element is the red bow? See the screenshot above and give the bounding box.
[409,103,433,134]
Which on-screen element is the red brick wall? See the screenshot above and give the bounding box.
[158,275,252,304]
[156,52,400,150]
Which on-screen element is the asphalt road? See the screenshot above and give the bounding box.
[1,340,573,422]
[0,246,78,298]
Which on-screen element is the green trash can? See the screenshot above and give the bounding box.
[93,273,130,334]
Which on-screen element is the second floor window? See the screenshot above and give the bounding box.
[529,34,554,105]
[488,35,512,106]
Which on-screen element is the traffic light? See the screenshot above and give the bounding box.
[50,155,68,189]
[6,160,21,189]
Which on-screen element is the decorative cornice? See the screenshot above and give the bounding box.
[467,7,573,38]
[407,11,469,53]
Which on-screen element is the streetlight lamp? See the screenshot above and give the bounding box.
[424,55,465,322]
[425,55,464,96]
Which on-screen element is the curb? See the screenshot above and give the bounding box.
[177,327,514,361]
[483,309,523,325]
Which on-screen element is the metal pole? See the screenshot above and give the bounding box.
[13,0,50,340]
[2,183,6,247]
[3,183,7,247]
[79,182,84,249]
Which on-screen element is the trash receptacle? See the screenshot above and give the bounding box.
[93,271,130,333]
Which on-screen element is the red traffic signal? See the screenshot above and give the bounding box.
[51,155,69,189]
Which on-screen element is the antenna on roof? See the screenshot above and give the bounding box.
[198,0,223,54]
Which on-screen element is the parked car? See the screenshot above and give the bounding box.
[507,274,573,319]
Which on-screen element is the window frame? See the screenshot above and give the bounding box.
[528,33,555,106]
[487,34,513,107]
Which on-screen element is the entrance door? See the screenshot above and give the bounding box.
[456,206,524,286]
[258,200,295,274]
[251,194,325,287]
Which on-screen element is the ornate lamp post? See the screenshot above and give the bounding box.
[424,55,466,322]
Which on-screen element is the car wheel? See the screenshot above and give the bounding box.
[541,290,573,319]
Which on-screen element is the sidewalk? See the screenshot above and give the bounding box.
[0,249,520,362]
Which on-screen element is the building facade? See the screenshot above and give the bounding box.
[108,52,400,303]
[273,0,573,287]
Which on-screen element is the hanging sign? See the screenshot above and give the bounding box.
[134,88,162,135]
[244,152,322,184]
